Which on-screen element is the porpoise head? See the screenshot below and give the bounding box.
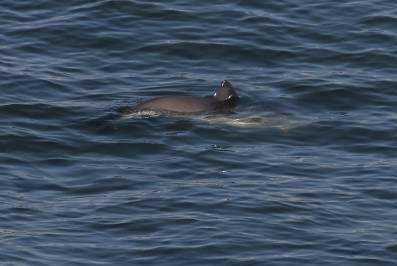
[213,80,239,107]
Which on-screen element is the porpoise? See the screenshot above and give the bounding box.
[129,80,239,115]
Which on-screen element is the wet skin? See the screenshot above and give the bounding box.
[131,80,239,115]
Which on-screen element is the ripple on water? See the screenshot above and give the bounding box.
[1,0,397,265]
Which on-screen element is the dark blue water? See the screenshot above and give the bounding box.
[1,0,397,265]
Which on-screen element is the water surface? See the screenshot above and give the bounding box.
[1,0,397,265]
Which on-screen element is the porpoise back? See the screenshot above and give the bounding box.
[131,80,239,115]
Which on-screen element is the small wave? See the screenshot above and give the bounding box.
[200,114,295,130]
[135,41,296,62]
[118,106,296,130]
[292,87,389,111]
[361,14,397,27]
[0,102,73,119]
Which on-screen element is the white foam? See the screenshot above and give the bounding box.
[119,110,161,119]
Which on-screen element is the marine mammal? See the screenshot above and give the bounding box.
[128,80,238,115]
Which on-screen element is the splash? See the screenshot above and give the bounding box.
[119,107,297,131]
[119,110,161,119]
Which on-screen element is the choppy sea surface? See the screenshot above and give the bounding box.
[1,0,397,265]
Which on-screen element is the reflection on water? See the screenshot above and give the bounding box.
[119,107,297,131]
[2,0,397,265]
[201,114,295,130]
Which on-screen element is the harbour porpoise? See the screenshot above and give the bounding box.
[127,80,239,115]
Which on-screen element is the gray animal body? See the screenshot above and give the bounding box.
[131,80,238,115]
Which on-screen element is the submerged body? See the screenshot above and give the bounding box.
[127,80,238,115]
